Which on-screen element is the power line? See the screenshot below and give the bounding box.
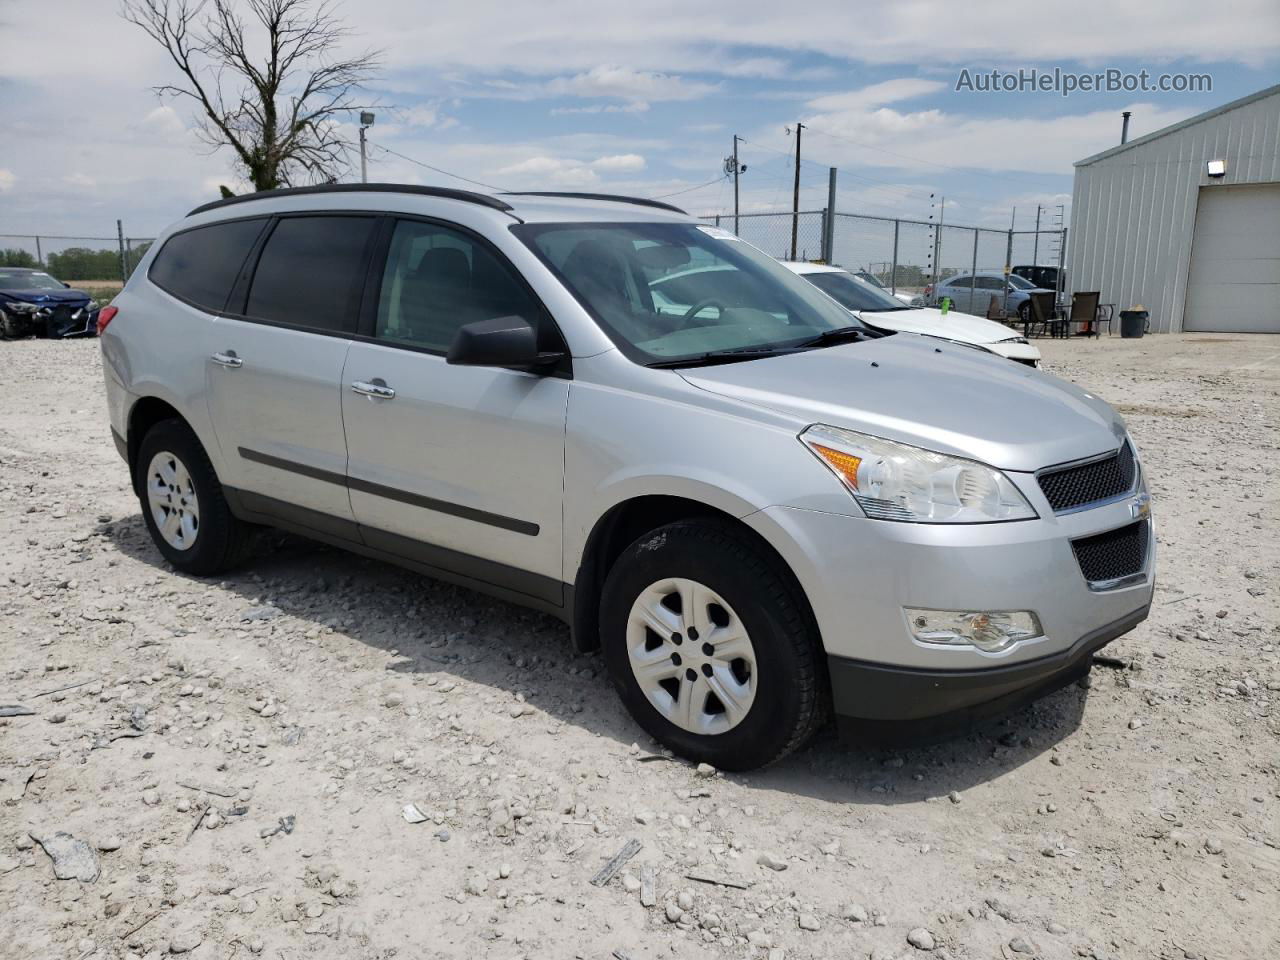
[650,174,729,200]
[371,143,511,192]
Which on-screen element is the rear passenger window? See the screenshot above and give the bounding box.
[245,216,376,333]
[149,218,265,312]
[375,220,543,352]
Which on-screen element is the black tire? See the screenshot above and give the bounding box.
[0,310,25,340]
[1018,300,1031,323]
[599,519,827,771]
[134,418,254,575]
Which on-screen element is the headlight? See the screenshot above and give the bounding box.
[1000,336,1029,344]
[5,301,38,314]
[800,424,1036,523]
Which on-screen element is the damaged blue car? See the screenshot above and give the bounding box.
[0,267,101,339]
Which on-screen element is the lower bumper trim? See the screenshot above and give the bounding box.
[829,603,1149,742]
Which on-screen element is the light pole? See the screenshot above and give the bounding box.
[723,136,746,235]
[359,111,375,183]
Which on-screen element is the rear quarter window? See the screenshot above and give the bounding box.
[149,218,266,312]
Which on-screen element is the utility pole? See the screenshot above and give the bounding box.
[724,136,746,235]
[1032,204,1042,265]
[358,111,376,183]
[822,167,837,263]
[790,122,804,261]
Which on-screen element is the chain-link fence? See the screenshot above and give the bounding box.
[703,208,1067,311]
[0,231,156,290]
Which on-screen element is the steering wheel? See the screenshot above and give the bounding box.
[682,298,727,322]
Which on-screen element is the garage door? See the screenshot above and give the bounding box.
[1184,183,1280,332]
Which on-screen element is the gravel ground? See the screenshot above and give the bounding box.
[1,333,1277,960]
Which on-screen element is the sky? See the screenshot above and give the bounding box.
[1,0,1278,244]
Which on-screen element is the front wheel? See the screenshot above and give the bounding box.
[600,520,826,770]
[0,310,25,340]
[134,418,253,575]
[1018,300,1031,324]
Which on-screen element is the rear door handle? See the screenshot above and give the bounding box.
[211,351,242,368]
[351,380,395,400]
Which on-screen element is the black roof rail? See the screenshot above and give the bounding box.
[500,192,687,215]
[187,183,514,217]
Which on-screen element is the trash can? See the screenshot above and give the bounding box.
[1119,309,1148,338]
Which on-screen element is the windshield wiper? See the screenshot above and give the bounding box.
[793,325,878,348]
[646,345,803,369]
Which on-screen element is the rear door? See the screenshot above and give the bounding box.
[205,213,379,528]
[341,217,569,602]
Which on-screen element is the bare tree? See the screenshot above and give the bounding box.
[122,0,380,192]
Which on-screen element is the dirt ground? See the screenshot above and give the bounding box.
[1,333,1277,960]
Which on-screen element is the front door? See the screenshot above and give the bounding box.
[205,214,378,526]
[341,218,569,602]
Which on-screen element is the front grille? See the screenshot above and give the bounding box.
[1038,441,1136,512]
[1072,519,1148,584]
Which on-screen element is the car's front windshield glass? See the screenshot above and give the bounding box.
[804,270,907,312]
[0,270,64,291]
[1007,274,1034,290]
[514,222,864,365]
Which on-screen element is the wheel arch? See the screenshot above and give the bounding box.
[126,396,189,495]
[569,494,820,656]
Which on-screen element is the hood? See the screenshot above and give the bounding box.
[1,287,91,304]
[679,334,1124,472]
[858,306,1022,345]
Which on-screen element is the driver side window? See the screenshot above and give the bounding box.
[376,220,542,353]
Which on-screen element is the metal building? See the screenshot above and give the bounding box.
[1067,84,1280,333]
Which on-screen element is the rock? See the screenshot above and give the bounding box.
[1046,922,1068,935]
[238,605,278,622]
[142,790,160,806]
[948,791,962,804]
[383,692,404,708]
[798,913,821,931]
[622,872,641,893]
[1129,717,1144,730]
[168,930,203,954]
[1204,838,1224,855]
[695,762,716,778]
[1008,935,1036,954]
[676,889,694,911]
[907,927,937,950]
[757,852,788,871]
[30,831,100,882]
[841,903,869,922]
[465,875,488,896]
[665,902,684,923]
[746,929,773,948]
[97,836,123,852]
[402,803,429,824]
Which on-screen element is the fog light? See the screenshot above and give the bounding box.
[906,608,1042,653]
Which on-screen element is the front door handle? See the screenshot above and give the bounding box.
[211,351,242,368]
[351,379,395,400]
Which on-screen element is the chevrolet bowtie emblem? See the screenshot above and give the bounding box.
[1130,493,1151,520]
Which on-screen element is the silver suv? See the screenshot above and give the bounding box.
[99,185,1154,770]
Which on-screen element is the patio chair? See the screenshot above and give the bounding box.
[1065,291,1103,338]
[1028,291,1059,338]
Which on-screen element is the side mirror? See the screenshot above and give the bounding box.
[63,282,71,288]
[446,316,563,372]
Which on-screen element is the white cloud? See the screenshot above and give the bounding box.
[545,66,718,104]
[0,169,16,192]
[591,154,646,173]
[142,105,187,136]
[550,101,651,116]
[805,78,948,112]
[63,173,97,188]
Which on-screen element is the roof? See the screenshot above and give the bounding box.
[187,184,688,222]
[1075,83,1280,167]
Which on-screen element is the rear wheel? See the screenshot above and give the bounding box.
[1018,300,1031,323]
[600,519,826,770]
[135,418,253,575]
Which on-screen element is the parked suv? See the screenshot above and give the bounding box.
[99,185,1154,770]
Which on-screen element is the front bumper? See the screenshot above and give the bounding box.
[745,481,1155,732]
[828,603,1146,741]
[986,340,1042,366]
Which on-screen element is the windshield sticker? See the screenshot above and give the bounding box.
[696,225,743,241]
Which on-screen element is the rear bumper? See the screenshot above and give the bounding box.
[829,603,1147,741]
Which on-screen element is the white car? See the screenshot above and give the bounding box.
[784,262,1041,367]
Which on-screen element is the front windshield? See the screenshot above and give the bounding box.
[514,222,863,364]
[803,270,907,312]
[0,269,65,291]
[1007,274,1035,290]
